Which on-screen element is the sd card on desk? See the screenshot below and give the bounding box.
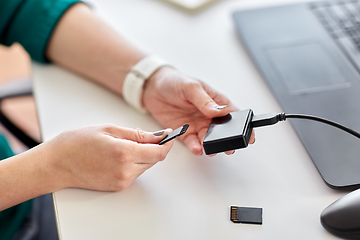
[230,206,262,225]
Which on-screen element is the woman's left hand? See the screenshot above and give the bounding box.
[143,67,255,156]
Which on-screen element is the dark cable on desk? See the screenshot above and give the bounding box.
[251,113,360,139]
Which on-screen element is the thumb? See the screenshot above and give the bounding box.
[185,82,235,118]
[123,128,172,144]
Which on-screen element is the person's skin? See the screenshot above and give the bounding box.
[0,125,173,211]
[0,2,255,211]
[46,3,255,156]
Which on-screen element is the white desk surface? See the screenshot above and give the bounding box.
[32,0,346,239]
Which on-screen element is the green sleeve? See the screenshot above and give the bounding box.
[0,0,81,63]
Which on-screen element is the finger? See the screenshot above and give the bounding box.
[249,130,255,144]
[184,81,232,118]
[178,123,211,156]
[103,124,172,144]
[182,133,203,156]
[207,150,234,156]
[203,83,239,112]
[197,125,211,146]
[225,150,235,155]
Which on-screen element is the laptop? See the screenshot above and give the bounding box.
[233,0,360,190]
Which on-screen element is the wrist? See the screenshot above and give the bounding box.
[36,141,72,191]
[122,55,170,113]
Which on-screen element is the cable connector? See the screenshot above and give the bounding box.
[251,113,286,128]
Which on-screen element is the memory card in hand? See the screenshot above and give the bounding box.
[159,124,189,145]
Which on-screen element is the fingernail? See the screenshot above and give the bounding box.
[153,129,166,136]
[215,105,227,110]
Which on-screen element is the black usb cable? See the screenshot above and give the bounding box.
[251,113,360,139]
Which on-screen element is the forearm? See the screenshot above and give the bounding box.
[0,125,172,210]
[46,3,145,96]
[0,144,62,211]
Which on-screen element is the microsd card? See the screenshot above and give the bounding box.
[230,206,262,224]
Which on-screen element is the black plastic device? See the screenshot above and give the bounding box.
[203,109,253,155]
[202,109,360,156]
[159,124,189,145]
[321,188,360,239]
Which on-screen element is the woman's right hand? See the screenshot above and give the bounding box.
[43,124,173,192]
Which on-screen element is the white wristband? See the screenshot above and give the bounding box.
[122,55,168,113]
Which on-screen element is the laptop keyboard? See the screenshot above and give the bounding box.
[311,0,360,72]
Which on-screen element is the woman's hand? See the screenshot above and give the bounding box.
[143,67,255,156]
[0,124,172,210]
[45,124,173,192]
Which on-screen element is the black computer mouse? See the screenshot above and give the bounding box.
[321,188,360,239]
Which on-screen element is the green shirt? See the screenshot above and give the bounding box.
[0,0,80,239]
[0,0,81,62]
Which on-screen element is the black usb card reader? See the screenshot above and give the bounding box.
[203,109,360,156]
[203,109,253,155]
